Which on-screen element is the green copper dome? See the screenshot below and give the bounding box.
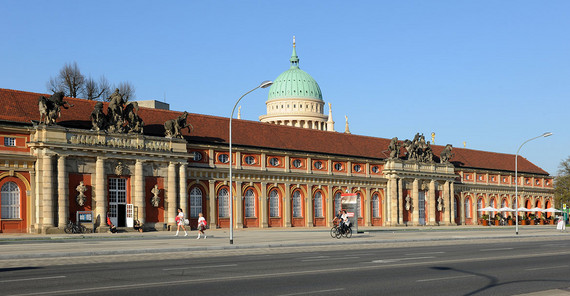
[267,44,323,101]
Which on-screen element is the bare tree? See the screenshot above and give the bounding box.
[83,76,110,100]
[117,81,135,102]
[555,156,570,207]
[46,62,85,98]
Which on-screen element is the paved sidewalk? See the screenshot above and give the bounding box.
[0,225,567,260]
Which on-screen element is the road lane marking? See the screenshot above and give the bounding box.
[524,265,569,271]
[302,255,359,262]
[405,251,445,256]
[417,275,475,282]
[480,248,513,252]
[10,250,570,296]
[163,264,237,271]
[371,256,435,263]
[0,276,66,283]
[277,288,345,296]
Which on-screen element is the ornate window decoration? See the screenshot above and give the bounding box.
[245,189,256,217]
[1,182,20,219]
[269,157,280,167]
[334,163,343,171]
[371,166,379,173]
[292,159,302,168]
[190,187,203,218]
[218,188,229,218]
[372,193,380,218]
[314,191,323,218]
[292,190,302,218]
[193,151,203,162]
[269,189,279,217]
[314,161,323,170]
[353,164,362,173]
[218,154,229,164]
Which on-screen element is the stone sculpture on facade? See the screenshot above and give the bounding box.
[405,196,412,211]
[401,133,435,163]
[388,137,401,159]
[38,92,74,125]
[440,144,454,163]
[164,111,192,138]
[437,195,444,212]
[89,89,144,134]
[76,181,87,206]
[150,185,161,207]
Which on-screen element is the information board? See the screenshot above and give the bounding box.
[341,193,358,233]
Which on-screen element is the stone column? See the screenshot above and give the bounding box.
[386,179,391,225]
[327,184,333,227]
[443,181,450,225]
[412,179,419,225]
[307,187,314,227]
[179,163,187,215]
[429,180,436,226]
[365,187,372,226]
[166,162,177,227]
[95,157,106,232]
[235,181,243,228]
[134,160,145,223]
[460,192,466,225]
[260,182,268,228]
[389,178,394,226]
[208,180,216,227]
[398,179,403,225]
[57,155,68,228]
[284,184,291,227]
[42,152,55,229]
[34,157,42,232]
[450,182,456,225]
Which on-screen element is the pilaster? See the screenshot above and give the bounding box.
[42,152,55,228]
[412,179,419,225]
[235,181,243,228]
[134,160,145,223]
[284,183,291,227]
[167,162,177,227]
[95,157,106,232]
[179,163,187,216]
[429,180,436,226]
[57,155,68,228]
[260,182,268,228]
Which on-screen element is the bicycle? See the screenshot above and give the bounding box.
[330,220,340,238]
[334,223,352,239]
[64,220,89,234]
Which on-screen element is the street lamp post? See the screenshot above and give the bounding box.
[229,80,273,244]
[515,132,552,235]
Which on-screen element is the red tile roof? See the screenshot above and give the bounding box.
[0,88,549,176]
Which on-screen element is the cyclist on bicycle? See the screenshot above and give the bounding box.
[340,210,349,233]
[333,210,343,228]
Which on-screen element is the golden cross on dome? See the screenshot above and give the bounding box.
[293,35,296,48]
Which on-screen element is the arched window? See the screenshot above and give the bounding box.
[292,190,302,218]
[189,187,203,218]
[218,188,229,218]
[334,192,342,213]
[372,193,380,218]
[357,193,362,218]
[314,192,323,218]
[1,182,20,219]
[465,197,471,218]
[244,189,255,218]
[269,189,279,217]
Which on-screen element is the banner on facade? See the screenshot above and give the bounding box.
[341,193,358,233]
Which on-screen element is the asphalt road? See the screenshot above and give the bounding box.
[1,238,569,296]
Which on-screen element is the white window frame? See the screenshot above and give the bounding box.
[372,193,380,218]
[193,151,203,161]
[190,187,203,218]
[314,161,323,170]
[465,198,472,218]
[269,158,280,167]
[4,137,15,147]
[218,154,229,163]
[334,163,343,171]
[1,182,20,219]
[244,156,256,165]
[218,188,229,218]
[353,164,361,172]
[292,190,302,218]
[314,192,323,218]
[269,189,280,217]
[292,159,302,168]
[245,189,255,217]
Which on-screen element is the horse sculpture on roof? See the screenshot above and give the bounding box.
[38,92,74,125]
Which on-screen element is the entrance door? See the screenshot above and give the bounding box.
[419,191,426,225]
[109,178,127,227]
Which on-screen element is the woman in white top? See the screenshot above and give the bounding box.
[197,212,207,239]
[175,208,188,236]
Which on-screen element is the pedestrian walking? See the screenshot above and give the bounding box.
[557,216,566,232]
[175,208,188,237]
[197,212,207,239]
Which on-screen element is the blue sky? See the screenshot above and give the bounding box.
[2,1,569,175]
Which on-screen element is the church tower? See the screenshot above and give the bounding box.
[259,37,332,131]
